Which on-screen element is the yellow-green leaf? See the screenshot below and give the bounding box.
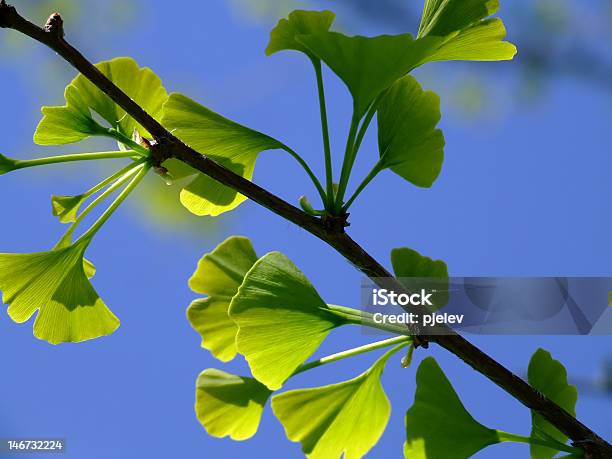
[187,236,258,362]
[195,368,271,441]
[378,75,445,187]
[266,10,336,58]
[272,345,404,459]
[0,241,119,344]
[404,357,500,458]
[229,252,346,390]
[528,349,578,459]
[161,93,287,216]
[34,57,168,145]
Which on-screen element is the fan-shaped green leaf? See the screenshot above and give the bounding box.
[424,18,517,62]
[404,357,499,458]
[187,236,258,362]
[272,344,404,459]
[229,252,347,390]
[34,57,168,145]
[266,10,336,58]
[0,241,119,344]
[195,368,272,441]
[418,0,500,38]
[528,349,578,459]
[51,194,87,224]
[391,246,449,310]
[297,32,439,119]
[418,0,516,62]
[161,93,287,216]
[378,75,445,187]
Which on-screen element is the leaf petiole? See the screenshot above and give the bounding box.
[57,159,147,247]
[328,303,414,336]
[312,59,334,209]
[282,146,327,205]
[293,335,411,376]
[342,160,384,211]
[496,431,583,455]
[78,162,150,243]
[98,127,150,156]
[13,150,138,170]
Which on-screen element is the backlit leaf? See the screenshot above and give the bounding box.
[266,10,336,58]
[404,357,500,458]
[272,344,404,459]
[195,368,271,441]
[161,93,287,216]
[187,236,258,362]
[391,246,449,309]
[0,240,119,344]
[297,32,438,119]
[229,252,346,390]
[418,0,500,38]
[51,194,87,224]
[378,75,445,187]
[34,57,168,145]
[417,0,516,62]
[528,349,578,459]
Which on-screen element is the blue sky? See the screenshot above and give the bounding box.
[0,1,611,458]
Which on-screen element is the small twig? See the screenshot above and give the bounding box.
[0,3,610,455]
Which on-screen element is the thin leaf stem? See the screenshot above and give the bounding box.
[58,159,146,246]
[496,431,583,455]
[342,160,384,211]
[328,303,413,336]
[82,160,146,198]
[282,146,327,204]
[334,111,360,211]
[293,335,411,376]
[100,127,150,156]
[334,101,379,211]
[78,162,150,243]
[14,150,137,169]
[313,59,334,207]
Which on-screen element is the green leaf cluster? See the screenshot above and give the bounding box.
[185,235,456,456]
[404,351,582,458]
[1,58,158,343]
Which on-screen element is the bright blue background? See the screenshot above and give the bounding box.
[0,1,610,458]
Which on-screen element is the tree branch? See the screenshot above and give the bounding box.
[1,3,609,456]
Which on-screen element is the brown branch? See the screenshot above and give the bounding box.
[1,2,610,456]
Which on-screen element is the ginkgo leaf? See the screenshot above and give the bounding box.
[229,252,347,390]
[272,344,405,459]
[391,246,449,310]
[378,75,445,187]
[404,357,500,458]
[195,368,272,441]
[423,18,517,62]
[418,0,500,38]
[528,349,578,459]
[265,10,336,58]
[187,236,258,362]
[417,0,516,62]
[161,93,287,216]
[51,194,87,224]
[34,57,168,145]
[0,240,119,344]
[297,32,439,119]
[0,153,18,175]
